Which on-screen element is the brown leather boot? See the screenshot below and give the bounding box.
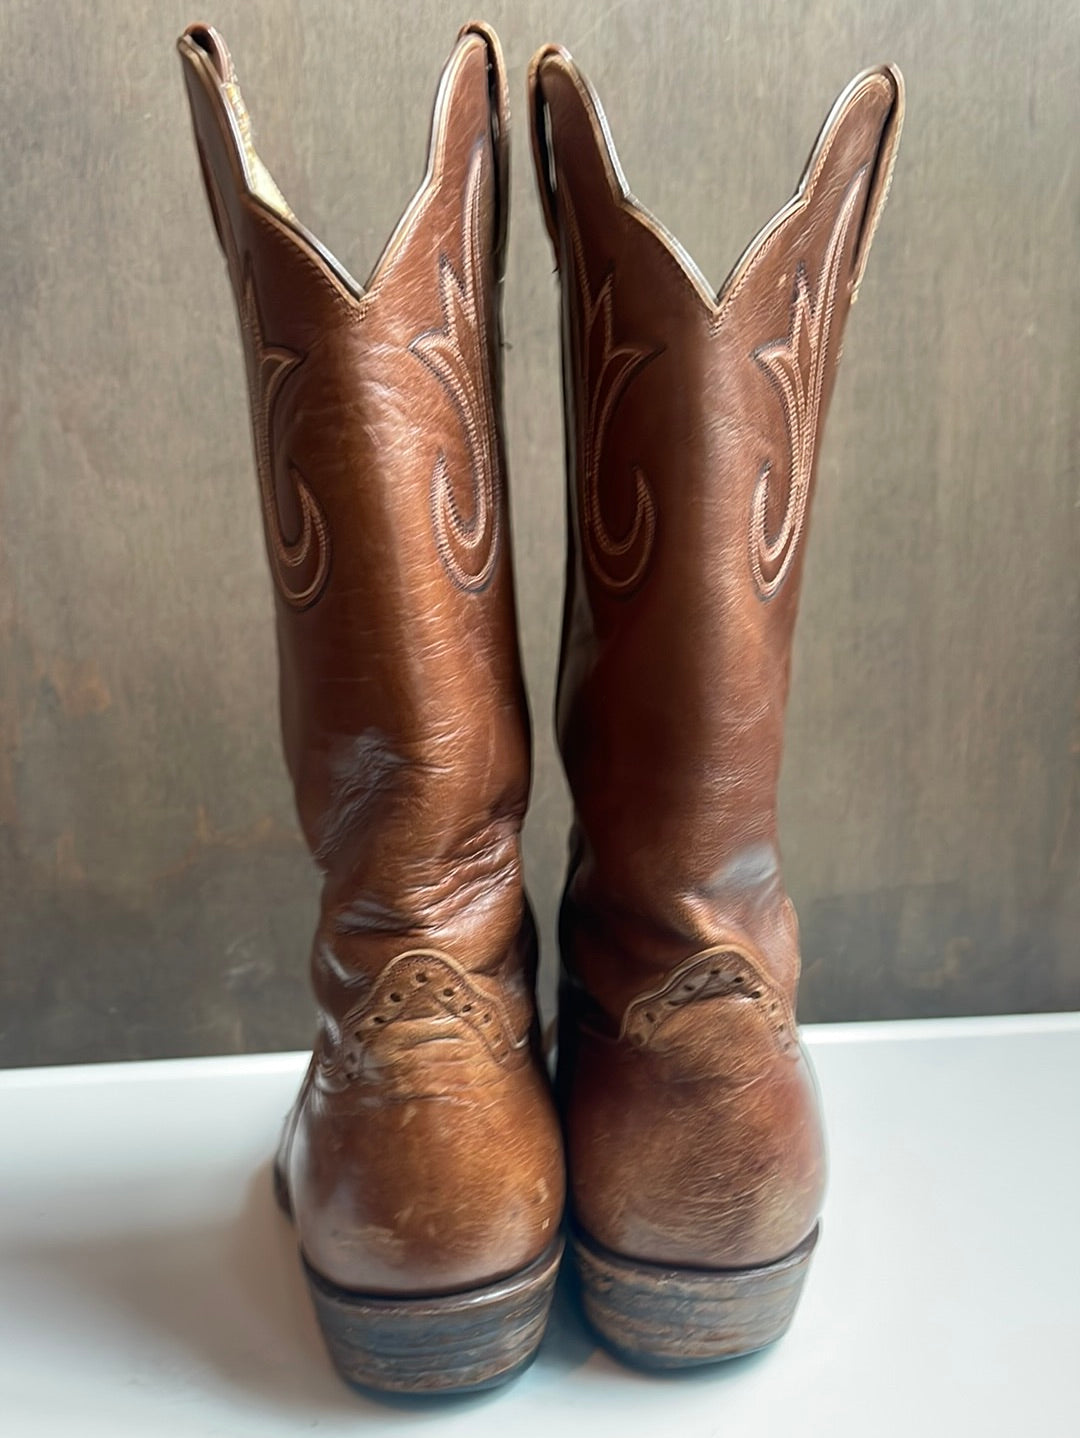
[529,47,903,1366]
[178,24,564,1394]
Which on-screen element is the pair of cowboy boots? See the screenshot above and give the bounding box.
[178,22,902,1395]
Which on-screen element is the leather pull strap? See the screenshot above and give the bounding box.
[530,44,903,317]
[368,26,508,297]
[717,64,905,317]
[457,22,511,283]
[847,66,904,301]
[176,25,295,267]
[526,44,562,251]
[527,44,633,262]
[527,43,718,308]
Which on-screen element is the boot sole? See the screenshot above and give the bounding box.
[274,1164,562,1394]
[571,1218,819,1369]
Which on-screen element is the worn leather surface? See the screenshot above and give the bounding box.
[178,23,563,1297]
[530,46,903,1270]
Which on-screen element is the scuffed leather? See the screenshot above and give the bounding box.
[530,46,903,1270]
[178,23,563,1297]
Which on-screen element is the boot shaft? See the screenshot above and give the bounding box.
[530,49,903,982]
[179,26,530,987]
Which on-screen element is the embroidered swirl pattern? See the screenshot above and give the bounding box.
[409,144,500,593]
[750,168,866,600]
[238,274,331,609]
[564,195,661,596]
[198,133,331,611]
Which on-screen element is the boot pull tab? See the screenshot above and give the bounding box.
[796,63,905,308]
[176,24,295,266]
[457,23,511,282]
[527,45,563,252]
[716,63,905,319]
[527,45,628,262]
[848,65,904,302]
[410,26,510,293]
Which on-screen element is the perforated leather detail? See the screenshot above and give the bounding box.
[621,946,798,1057]
[336,949,527,1075]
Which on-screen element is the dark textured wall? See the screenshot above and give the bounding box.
[1,0,1077,1066]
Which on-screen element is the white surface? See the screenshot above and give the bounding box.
[2,1015,1079,1436]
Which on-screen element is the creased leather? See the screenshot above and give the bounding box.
[530,45,903,1270]
[178,22,563,1297]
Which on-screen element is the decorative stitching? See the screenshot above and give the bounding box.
[563,193,662,596]
[408,142,500,594]
[749,168,866,600]
[196,149,334,608]
[332,949,527,1079]
[713,73,891,327]
[621,946,797,1058]
[236,264,331,609]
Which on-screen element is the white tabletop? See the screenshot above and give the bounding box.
[2,1014,1078,1436]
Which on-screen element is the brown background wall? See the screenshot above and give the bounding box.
[1,0,1077,1066]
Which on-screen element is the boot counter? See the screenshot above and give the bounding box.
[565,1013,825,1270]
[287,1048,565,1295]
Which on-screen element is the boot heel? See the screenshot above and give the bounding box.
[303,1236,563,1395]
[571,1222,818,1368]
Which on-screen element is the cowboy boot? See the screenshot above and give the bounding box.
[528,47,903,1366]
[177,23,564,1394]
